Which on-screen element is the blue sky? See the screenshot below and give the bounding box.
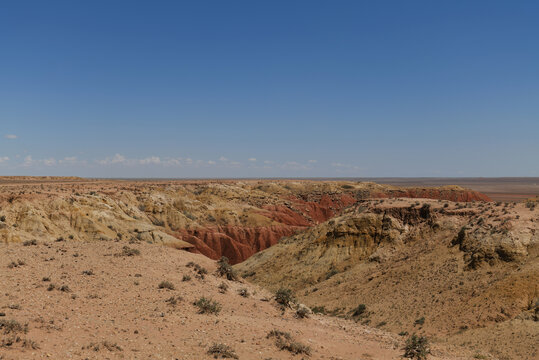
[1,1,538,177]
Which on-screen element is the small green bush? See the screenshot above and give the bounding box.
[119,246,140,257]
[267,329,310,355]
[275,288,295,307]
[193,297,221,314]
[207,343,238,359]
[217,257,238,281]
[351,304,366,317]
[158,281,175,290]
[0,319,28,334]
[403,334,430,360]
[218,282,229,293]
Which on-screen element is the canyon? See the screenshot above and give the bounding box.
[0,177,537,359]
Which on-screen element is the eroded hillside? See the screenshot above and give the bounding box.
[236,199,539,360]
[0,178,489,264]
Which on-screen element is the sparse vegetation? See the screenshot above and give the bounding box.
[207,343,239,359]
[118,246,140,257]
[325,268,338,280]
[218,282,229,293]
[403,334,430,359]
[267,329,311,355]
[7,260,25,269]
[217,256,238,281]
[83,341,123,352]
[237,288,249,297]
[187,262,208,279]
[193,297,221,314]
[0,179,536,359]
[351,304,367,318]
[158,281,175,290]
[311,306,326,314]
[165,295,183,306]
[295,305,310,319]
[21,338,40,349]
[0,319,27,334]
[275,288,295,308]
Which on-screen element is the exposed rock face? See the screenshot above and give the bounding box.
[177,225,302,262]
[0,178,491,264]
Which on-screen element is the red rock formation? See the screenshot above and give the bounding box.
[179,225,302,264]
[258,205,311,226]
[180,187,490,263]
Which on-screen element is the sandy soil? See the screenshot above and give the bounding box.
[0,239,474,360]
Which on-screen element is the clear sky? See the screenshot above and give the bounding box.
[1,1,538,178]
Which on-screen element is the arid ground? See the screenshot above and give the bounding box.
[0,177,537,359]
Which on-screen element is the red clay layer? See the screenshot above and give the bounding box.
[180,189,491,264]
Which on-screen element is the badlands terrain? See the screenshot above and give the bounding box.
[0,177,537,359]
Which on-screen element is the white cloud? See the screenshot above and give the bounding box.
[6,152,321,174]
[139,156,161,165]
[4,134,17,139]
[20,155,60,167]
[96,153,127,165]
[43,158,57,166]
[59,157,87,166]
[162,157,183,167]
[22,155,34,167]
